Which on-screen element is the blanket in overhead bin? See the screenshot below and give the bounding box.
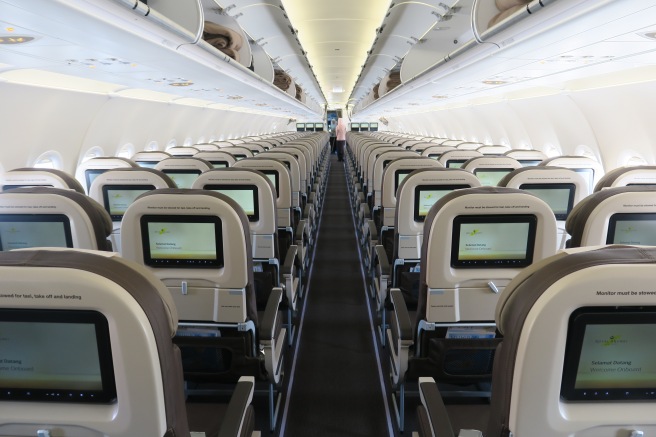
[274,70,292,91]
[203,21,243,61]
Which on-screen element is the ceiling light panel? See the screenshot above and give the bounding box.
[281,0,391,107]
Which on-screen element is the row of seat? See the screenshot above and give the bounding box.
[343,131,656,434]
[0,131,332,435]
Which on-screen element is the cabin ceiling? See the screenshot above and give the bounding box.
[0,0,655,123]
[280,0,391,109]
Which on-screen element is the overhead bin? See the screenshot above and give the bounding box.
[145,0,204,40]
[250,42,275,83]
[353,0,652,117]
[352,0,464,103]
[213,0,324,107]
[0,0,322,117]
[378,69,401,97]
[201,0,252,68]
[400,0,475,83]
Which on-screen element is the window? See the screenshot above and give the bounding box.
[574,145,599,162]
[145,141,159,151]
[544,144,561,158]
[33,151,63,170]
[624,155,648,167]
[80,147,104,164]
[116,144,134,159]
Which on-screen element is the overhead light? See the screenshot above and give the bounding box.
[170,82,193,87]
[332,86,344,93]
[640,31,656,40]
[0,35,34,45]
[482,80,507,85]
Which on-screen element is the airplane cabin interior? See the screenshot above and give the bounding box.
[1,0,656,436]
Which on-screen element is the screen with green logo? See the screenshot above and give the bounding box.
[520,183,575,221]
[205,184,259,221]
[0,214,73,250]
[102,184,155,220]
[606,213,656,245]
[140,215,223,268]
[451,214,537,268]
[0,309,116,404]
[413,185,470,222]
[561,307,656,401]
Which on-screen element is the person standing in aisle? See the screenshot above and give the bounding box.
[335,118,346,162]
[329,121,337,154]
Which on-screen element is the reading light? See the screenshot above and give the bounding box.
[0,35,34,44]
[170,82,193,87]
[482,80,507,85]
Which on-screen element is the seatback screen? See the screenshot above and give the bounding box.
[205,184,259,221]
[561,307,656,401]
[2,184,54,191]
[446,160,465,169]
[519,160,542,167]
[574,168,595,193]
[606,213,656,245]
[474,169,513,186]
[0,309,116,403]
[102,184,155,221]
[85,169,107,190]
[0,214,73,250]
[520,183,576,221]
[140,215,223,268]
[413,185,470,222]
[162,170,201,189]
[394,169,413,194]
[136,161,158,169]
[211,162,229,169]
[451,214,537,268]
[262,170,279,198]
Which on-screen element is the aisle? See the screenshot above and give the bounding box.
[281,155,392,436]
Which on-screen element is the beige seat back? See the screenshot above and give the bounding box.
[75,157,138,193]
[0,187,113,251]
[154,158,213,189]
[419,187,557,323]
[566,186,656,247]
[489,245,656,437]
[1,168,85,193]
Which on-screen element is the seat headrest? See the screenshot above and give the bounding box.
[0,187,113,250]
[4,168,85,193]
[565,186,656,247]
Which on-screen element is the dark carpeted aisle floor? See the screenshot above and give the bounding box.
[281,155,391,436]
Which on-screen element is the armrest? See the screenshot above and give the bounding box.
[390,288,413,342]
[282,245,298,276]
[418,377,457,437]
[303,203,313,221]
[217,376,255,437]
[361,203,370,221]
[260,287,283,341]
[374,245,390,277]
[367,220,378,243]
[295,220,307,242]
